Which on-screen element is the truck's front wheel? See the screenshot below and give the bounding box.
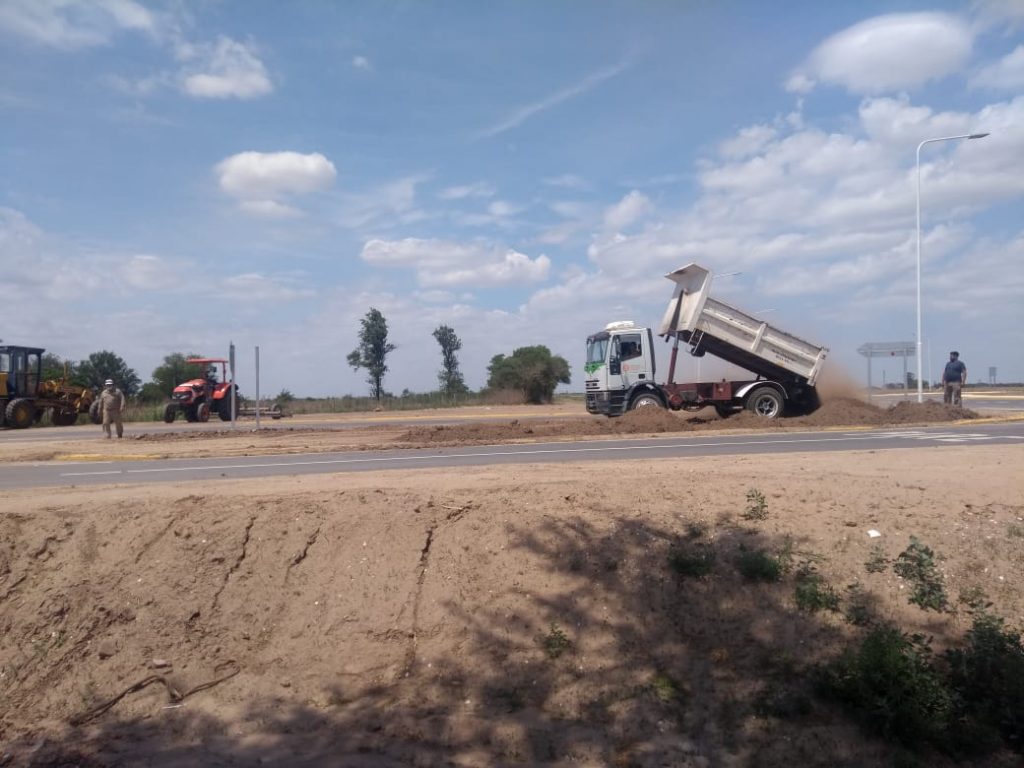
[746,387,784,419]
[630,393,663,411]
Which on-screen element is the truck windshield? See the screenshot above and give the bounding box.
[586,337,609,365]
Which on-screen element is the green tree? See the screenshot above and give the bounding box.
[433,324,469,397]
[486,345,571,404]
[347,307,396,401]
[41,352,74,381]
[76,351,140,395]
[150,352,206,398]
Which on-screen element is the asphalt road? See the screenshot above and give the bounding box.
[2,421,1022,490]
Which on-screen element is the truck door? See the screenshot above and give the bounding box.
[617,331,651,388]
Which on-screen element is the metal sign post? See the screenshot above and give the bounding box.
[857,342,916,401]
[255,346,261,429]
[229,341,236,430]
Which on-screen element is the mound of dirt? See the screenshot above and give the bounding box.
[797,397,978,427]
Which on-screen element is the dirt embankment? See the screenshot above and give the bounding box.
[395,397,980,446]
[1,448,1023,766]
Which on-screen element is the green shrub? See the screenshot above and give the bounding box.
[668,546,715,579]
[893,537,948,612]
[817,626,952,746]
[737,549,782,582]
[794,572,840,613]
[946,612,1024,752]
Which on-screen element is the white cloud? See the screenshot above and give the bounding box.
[719,124,778,159]
[221,273,314,301]
[439,182,496,200]
[0,0,157,49]
[178,36,272,99]
[603,190,652,231]
[361,238,550,288]
[352,55,371,70]
[216,151,336,217]
[972,44,1024,89]
[124,254,173,290]
[788,13,973,94]
[481,62,628,137]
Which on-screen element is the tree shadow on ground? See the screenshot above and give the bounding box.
[13,512,992,768]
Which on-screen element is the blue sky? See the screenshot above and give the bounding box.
[2,0,1023,397]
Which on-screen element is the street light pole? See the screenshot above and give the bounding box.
[915,132,989,403]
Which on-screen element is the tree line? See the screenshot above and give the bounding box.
[39,308,571,405]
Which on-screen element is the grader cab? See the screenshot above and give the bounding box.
[0,345,96,429]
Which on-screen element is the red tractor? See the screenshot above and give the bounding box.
[163,358,239,423]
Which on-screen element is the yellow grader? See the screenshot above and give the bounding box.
[0,345,96,429]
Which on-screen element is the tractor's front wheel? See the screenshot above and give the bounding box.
[5,398,36,429]
[163,403,177,423]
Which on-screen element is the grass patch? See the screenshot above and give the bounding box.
[1008,523,1024,539]
[650,672,681,704]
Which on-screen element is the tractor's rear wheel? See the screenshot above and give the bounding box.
[89,400,102,425]
[163,403,177,423]
[52,408,79,426]
[195,402,211,422]
[5,398,36,429]
[217,396,238,421]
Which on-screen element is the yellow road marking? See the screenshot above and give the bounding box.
[57,454,159,462]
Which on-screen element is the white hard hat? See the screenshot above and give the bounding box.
[104,379,114,386]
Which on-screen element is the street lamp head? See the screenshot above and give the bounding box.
[968,133,990,140]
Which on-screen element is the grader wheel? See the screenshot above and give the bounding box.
[5,398,36,429]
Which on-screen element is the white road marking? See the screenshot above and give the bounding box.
[55,429,1024,478]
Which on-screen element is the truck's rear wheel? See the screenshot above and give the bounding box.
[746,387,784,419]
[5,398,36,429]
[630,393,663,411]
[163,403,177,423]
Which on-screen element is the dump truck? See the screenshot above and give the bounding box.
[585,263,828,419]
[0,345,96,429]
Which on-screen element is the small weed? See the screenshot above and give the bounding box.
[743,488,768,521]
[668,546,715,579]
[686,520,709,539]
[737,549,782,582]
[958,586,989,611]
[541,623,572,660]
[1008,523,1024,539]
[650,672,681,704]
[894,537,949,612]
[864,543,889,573]
[794,565,840,613]
[844,583,873,626]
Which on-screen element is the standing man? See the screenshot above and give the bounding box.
[942,351,967,407]
[98,378,125,439]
